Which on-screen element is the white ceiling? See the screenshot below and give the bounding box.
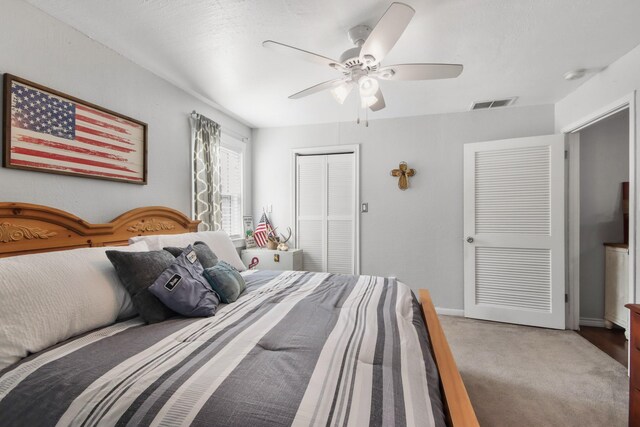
[25,0,640,128]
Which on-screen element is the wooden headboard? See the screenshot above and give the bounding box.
[0,202,200,258]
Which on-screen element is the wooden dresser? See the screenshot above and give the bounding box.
[626,304,640,426]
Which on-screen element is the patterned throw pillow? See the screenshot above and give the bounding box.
[202,261,246,304]
[148,245,220,317]
[163,241,218,269]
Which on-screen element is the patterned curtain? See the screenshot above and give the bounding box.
[190,113,221,231]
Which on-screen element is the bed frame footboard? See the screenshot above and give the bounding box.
[419,289,479,427]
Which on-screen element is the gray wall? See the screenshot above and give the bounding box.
[579,110,629,320]
[252,105,555,309]
[0,0,251,223]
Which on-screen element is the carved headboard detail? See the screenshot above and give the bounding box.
[0,203,200,258]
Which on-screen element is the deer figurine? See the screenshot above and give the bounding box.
[277,227,292,251]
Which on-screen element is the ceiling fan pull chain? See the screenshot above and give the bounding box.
[356,103,360,125]
[365,108,369,127]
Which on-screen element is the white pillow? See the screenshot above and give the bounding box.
[130,231,246,271]
[0,242,148,370]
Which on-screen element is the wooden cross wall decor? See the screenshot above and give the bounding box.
[390,161,416,190]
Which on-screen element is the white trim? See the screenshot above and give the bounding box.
[290,144,360,156]
[189,116,196,220]
[561,94,634,134]
[631,93,638,308]
[566,134,580,331]
[579,317,606,328]
[290,144,361,274]
[436,307,465,317]
[562,92,637,335]
[220,134,247,240]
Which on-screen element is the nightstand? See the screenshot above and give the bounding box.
[241,248,303,271]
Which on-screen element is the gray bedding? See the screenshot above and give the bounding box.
[0,270,445,427]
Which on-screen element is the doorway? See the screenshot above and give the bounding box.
[579,110,629,328]
[564,94,637,338]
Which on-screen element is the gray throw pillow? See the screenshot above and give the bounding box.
[106,249,178,324]
[163,241,218,269]
[148,245,220,317]
[202,260,246,304]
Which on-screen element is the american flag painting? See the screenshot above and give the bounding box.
[4,76,146,183]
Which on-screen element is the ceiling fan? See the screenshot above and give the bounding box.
[263,2,463,113]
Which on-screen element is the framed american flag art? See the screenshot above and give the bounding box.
[3,74,147,184]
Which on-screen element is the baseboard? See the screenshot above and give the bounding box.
[436,307,464,317]
[579,317,606,327]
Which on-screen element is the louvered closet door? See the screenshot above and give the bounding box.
[296,152,356,274]
[463,134,565,329]
[297,155,326,272]
[326,154,355,274]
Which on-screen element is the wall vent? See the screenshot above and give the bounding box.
[471,97,517,110]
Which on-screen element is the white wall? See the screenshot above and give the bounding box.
[252,105,555,309]
[0,0,252,223]
[579,110,629,320]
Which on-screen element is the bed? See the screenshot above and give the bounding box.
[0,203,478,427]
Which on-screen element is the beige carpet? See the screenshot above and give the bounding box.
[439,316,628,427]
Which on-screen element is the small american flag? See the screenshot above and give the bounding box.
[8,81,145,183]
[254,213,273,247]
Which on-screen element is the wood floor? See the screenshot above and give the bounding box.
[576,326,628,367]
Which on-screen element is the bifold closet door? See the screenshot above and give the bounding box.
[296,155,326,272]
[326,154,355,274]
[296,153,356,274]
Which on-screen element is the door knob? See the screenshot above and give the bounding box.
[466,237,474,243]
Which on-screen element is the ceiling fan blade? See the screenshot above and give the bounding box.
[289,79,347,99]
[377,63,463,80]
[360,2,415,66]
[369,88,386,112]
[263,40,342,69]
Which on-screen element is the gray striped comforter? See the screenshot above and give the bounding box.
[0,270,445,427]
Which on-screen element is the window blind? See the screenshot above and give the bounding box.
[219,145,243,238]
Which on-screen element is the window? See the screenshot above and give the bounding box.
[219,143,243,238]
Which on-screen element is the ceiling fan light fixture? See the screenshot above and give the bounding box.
[331,83,353,104]
[358,76,379,97]
[361,95,379,108]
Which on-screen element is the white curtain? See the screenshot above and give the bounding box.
[190,113,221,231]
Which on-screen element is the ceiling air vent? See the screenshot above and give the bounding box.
[471,97,517,110]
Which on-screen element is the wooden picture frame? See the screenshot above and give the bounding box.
[3,74,148,184]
